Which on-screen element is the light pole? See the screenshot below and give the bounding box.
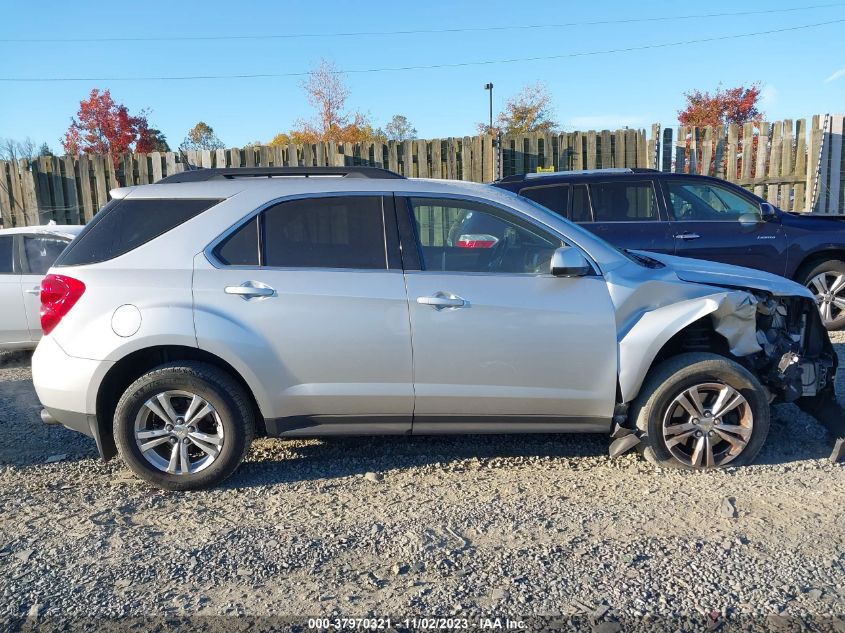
[484,83,493,133]
[484,82,501,179]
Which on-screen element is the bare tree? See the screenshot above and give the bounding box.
[290,59,378,143]
[0,137,40,161]
[0,138,18,161]
[18,138,37,160]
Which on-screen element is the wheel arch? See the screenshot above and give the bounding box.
[618,295,730,404]
[792,248,845,282]
[95,345,265,460]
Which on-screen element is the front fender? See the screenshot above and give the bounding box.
[617,291,758,403]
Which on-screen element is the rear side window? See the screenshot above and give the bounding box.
[214,216,260,266]
[520,185,569,218]
[590,181,658,222]
[590,182,658,222]
[23,236,69,275]
[262,196,387,269]
[57,198,221,266]
[0,236,13,274]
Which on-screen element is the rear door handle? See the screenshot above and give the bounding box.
[674,232,701,240]
[417,292,468,310]
[224,281,276,300]
[24,287,40,295]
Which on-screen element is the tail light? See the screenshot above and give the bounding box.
[456,234,499,249]
[40,274,85,335]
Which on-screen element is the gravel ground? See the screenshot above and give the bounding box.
[1,336,844,632]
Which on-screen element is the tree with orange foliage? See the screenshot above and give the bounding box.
[62,89,155,158]
[678,84,764,127]
[289,60,379,144]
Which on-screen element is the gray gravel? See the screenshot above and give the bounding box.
[1,336,845,631]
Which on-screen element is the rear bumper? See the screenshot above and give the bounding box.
[32,336,114,459]
[41,406,115,459]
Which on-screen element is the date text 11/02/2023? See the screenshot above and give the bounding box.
[307,617,527,630]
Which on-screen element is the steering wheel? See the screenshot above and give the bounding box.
[485,231,514,272]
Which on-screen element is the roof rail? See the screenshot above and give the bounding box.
[524,168,635,179]
[159,166,405,184]
[498,167,661,183]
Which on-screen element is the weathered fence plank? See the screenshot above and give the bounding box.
[754,122,771,198]
[768,122,783,204]
[726,124,739,181]
[0,161,12,227]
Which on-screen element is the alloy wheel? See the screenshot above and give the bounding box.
[133,390,224,475]
[662,382,753,468]
[807,272,845,326]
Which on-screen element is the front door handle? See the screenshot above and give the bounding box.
[417,292,468,310]
[224,281,276,300]
[675,232,701,241]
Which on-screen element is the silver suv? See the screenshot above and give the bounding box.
[31,167,842,490]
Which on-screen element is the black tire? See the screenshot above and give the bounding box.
[113,362,254,490]
[631,353,770,470]
[798,259,845,331]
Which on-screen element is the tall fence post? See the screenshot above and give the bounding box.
[815,114,844,214]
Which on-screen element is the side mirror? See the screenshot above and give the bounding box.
[759,202,777,221]
[738,212,762,226]
[550,246,591,277]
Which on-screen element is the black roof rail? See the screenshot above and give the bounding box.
[159,166,405,183]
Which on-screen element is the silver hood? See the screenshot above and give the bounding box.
[632,251,814,300]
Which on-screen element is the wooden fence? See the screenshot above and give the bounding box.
[1,114,843,227]
[659,114,845,214]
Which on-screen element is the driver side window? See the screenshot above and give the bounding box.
[409,197,562,274]
[667,181,761,222]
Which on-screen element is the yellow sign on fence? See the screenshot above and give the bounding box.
[536,166,555,173]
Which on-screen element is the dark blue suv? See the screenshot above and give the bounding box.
[486,169,845,329]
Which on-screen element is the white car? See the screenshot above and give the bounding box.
[0,224,84,350]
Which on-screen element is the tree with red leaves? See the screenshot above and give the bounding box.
[62,89,155,158]
[678,84,764,127]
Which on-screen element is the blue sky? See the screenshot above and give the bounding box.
[1,0,844,151]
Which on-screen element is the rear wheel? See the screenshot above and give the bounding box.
[800,259,845,330]
[631,353,770,469]
[113,362,254,490]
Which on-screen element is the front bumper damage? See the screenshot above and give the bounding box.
[743,293,844,461]
[612,290,845,463]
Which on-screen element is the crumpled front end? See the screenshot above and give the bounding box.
[609,253,844,461]
[737,293,844,460]
[725,293,838,406]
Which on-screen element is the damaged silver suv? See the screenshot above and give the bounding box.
[31,167,844,490]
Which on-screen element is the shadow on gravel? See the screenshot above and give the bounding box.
[0,349,33,369]
[227,403,842,489]
[228,433,610,489]
[753,405,835,465]
[0,375,98,467]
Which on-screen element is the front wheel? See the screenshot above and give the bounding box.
[801,259,845,330]
[113,362,254,490]
[631,353,770,469]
